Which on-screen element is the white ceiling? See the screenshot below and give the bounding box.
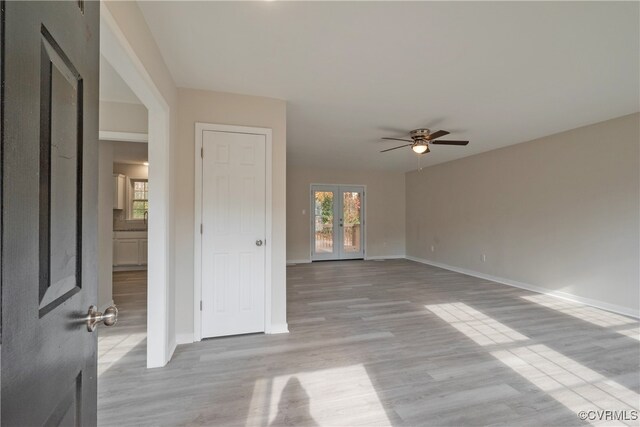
[140,1,639,172]
[100,55,143,105]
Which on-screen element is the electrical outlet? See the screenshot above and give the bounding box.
[302,209,306,215]
[430,245,435,252]
[482,254,486,262]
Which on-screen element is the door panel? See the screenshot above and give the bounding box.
[2,2,99,425]
[341,188,364,258]
[312,187,338,260]
[311,185,365,261]
[40,24,83,314]
[114,239,139,266]
[201,130,266,338]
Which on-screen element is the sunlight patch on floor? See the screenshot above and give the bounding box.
[522,295,637,328]
[614,326,640,341]
[492,344,640,426]
[425,302,529,346]
[98,332,147,376]
[427,301,639,425]
[246,364,391,426]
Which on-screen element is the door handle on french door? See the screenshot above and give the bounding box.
[85,305,118,332]
[256,240,263,246]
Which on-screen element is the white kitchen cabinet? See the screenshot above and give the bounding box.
[113,231,148,268]
[113,174,126,210]
[114,239,139,266]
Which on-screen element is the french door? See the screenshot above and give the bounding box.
[311,185,365,261]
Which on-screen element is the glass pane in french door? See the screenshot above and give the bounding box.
[314,191,334,254]
[342,191,362,254]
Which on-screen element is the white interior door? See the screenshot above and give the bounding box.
[201,130,266,338]
[311,185,365,261]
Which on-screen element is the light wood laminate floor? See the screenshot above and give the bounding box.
[98,260,640,426]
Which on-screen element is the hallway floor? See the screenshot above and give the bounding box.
[98,271,147,378]
[98,260,639,426]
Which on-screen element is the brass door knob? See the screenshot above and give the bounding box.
[86,305,118,332]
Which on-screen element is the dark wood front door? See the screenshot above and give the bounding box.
[1,1,99,425]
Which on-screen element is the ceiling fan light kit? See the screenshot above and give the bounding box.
[412,142,429,154]
[381,128,469,156]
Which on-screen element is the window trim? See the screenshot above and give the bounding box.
[127,178,148,221]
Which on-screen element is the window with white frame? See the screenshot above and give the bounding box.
[129,179,148,220]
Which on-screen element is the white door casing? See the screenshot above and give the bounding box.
[101,3,171,368]
[195,123,273,340]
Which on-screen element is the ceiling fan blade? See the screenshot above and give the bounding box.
[427,130,450,140]
[430,140,469,146]
[380,144,412,153]
[382,137,413,143]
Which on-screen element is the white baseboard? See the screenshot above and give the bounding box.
[287,256,407,263]
[268,323,289,334]
[168,340,177,363]
[365,255,406,261]
[406,255,639,319]
[185,326,287,342]
[287,259,311,265]
[176,333,194,345]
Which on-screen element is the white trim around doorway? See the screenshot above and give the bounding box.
[101,4,172,369]
[98,130,149,143]
[193,123,274,342]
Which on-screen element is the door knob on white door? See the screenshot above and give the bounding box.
[256,240,263,246]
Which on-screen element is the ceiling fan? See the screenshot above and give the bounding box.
[381,129,469,154]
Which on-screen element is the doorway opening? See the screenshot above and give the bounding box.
[100,3,171,369]
[311,184,365,261]
[97,42,151,382]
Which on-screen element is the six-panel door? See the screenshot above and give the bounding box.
[201,130,267,338]
[2,2,100,425]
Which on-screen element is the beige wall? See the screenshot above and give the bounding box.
[287,167,406,261]
[99,101,148,134]
[406,113,640,315]
[176,88,288,338]
[110,140,148,165]
[113,162,149,180]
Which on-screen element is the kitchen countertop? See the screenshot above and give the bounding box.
[113,230,148,239]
